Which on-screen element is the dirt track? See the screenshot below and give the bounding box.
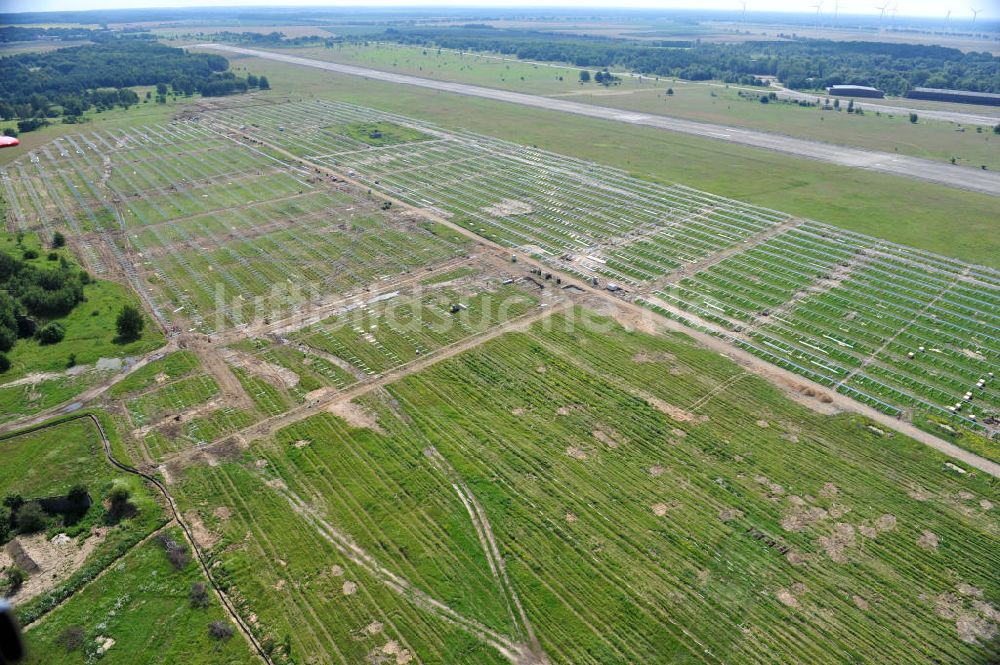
[199,44,1000,197]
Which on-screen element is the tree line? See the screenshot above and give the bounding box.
[366,26,1000,95]
[0,38,269,132]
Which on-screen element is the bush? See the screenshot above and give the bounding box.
[36,321,65,345]
[16,502,46,534]
[208,621,234,641]
[2,127,17,138]
[106,485,135,523]
[3,565,27,595]
[51,231,65,248]
[190,581,210,608]
[159,534,191,570]
[909,112,918,123]
[116,304,144,342]
[21,249,38,260]
[66,484,89,515]
[0,353,9,374]
[56,626,85,652]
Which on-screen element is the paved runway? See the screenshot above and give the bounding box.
[201,44,1000,197]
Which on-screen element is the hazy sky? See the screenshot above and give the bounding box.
[2,0,998,19]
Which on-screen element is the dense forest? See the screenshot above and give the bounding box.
[0,238,90,370]
[367,26,1000,94]
[0,39,268,131]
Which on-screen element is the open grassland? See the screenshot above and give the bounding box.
[0,416,166,626]
[22,526,254,665]
[169,310,1000,664]
[268,43,1000,170]
[207,56,1000,267]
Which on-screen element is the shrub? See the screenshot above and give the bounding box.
[56,626,85,652]
[51,232,65,248]
[36,321,65,345]
[190,581,210,608]
[3,565,27,595]
[66,484,89,515]
[208,621,234,641]
[159,534,191,570]
[106,485,136,523]
[21,249,38,260]
[16,502,46,534]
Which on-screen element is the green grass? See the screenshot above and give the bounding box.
[288,43,1000,170]
[0,372,104,425]
[169,308,999,664]
[331,120,433,145]
[125,374,220,427]
[213,52,1000,268]
[23,526,254,665]
[108,351,200,399]
[0,233,165,382]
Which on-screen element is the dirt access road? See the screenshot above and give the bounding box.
[200,44,1000,198]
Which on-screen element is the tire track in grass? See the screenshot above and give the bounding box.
[276,483,538,664]
[424,446,544,658]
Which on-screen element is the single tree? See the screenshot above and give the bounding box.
[37,322,65,345]
[579,70,591,82]
[116,305,144,342]
[909,112,918,124]
[666,87,674,95]
[258,76,271,90]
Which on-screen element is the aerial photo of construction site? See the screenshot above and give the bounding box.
[0,2,997,664]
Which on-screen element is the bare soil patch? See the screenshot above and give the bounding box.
[917,530,940,550]
[565,446,588,460]
[818,523,856,563]
[4,529,106,604]
[482,199,533,216]
[646,396,706,424]
[719,508,744,522]
[186,511,219,550]
[328,401,384,433]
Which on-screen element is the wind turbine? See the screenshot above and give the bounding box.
[945,9,952,32]
[876,2,890,29]
[890,2,899,25]
[970,6,980,23]
[812,0,824,26]
[739,0,748,24]
[833,0,840,22]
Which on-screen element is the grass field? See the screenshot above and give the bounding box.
[168,309,999,664]
[22,526,254,664]
[272,43,1000,171]
[208,54,1000,268]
